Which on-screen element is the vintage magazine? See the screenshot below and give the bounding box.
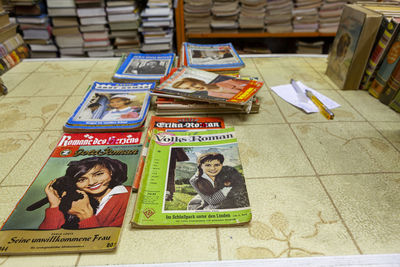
[183,42,245,71]
[112,52,175,82]
[64,81,153,132]
[0,132,142,255]
[131,127,252,228]
[132,116,225,190]
[153,67,263,105]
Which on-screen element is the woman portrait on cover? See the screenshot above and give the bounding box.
[171,76,247,100]
[187,152,250,210]
[101,94,140,121]
[39,156,131,230]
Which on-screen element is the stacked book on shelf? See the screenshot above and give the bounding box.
[318,0,347,33]
[326,3,400,112]
[139,0,174,53]
[1,1,29,74]
[15,0,56,57]
[210,0,239,32]
[265,0,294,33]
[106,0,140,57]
[77,0,112,57]
[239,0,265,31]
[47,0,83,57]
[183,0,212,33]
[292,0,321,33]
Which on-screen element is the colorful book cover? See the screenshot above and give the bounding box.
[379,60,400,104]
[0,132,142,255]
[64,81,154,132]
[360,17,400,90]
[131,127,252,228]
[112,52,175,82]
[132,116,225,190]
[326,4,382,90]
[184,42,245,71]
[369,34,400,98]
[153,67,263,105]
[388,89,400,112]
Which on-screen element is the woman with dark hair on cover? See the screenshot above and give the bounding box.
[39,157,130,229]
[188,152,250,210]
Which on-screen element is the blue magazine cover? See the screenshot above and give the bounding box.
[184,42,245,71]
[113,53,175,81]
[64,81,154,132]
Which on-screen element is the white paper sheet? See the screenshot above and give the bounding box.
[271,81,341,113]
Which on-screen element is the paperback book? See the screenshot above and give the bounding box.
[182,42,245,72]
[0,132,142,255]
[112,52,175,83]
[132,116,226,190]
[131,127,252,228]
[64,81,154,132]
[153,67,263,106]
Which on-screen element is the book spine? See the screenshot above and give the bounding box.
[388,90,400,112]
[360,19,398,90]
[379,60,400,105]
[368,36,400,98]
[0,44,29,75]
[132,134,156,225]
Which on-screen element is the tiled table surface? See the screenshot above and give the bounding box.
[0,56,399,266]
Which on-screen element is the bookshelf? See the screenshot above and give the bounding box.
[175,0,336,55]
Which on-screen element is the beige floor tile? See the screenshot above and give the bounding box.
[1,131,62,186]
[259,65,334,91]
[321,174,400,254]
[223,89,285,126]
[91,59,120,72]
[272,90,365,123]
[0,96,67,131]
[73,72,113,96]
[234,124,315,178]
[371,121,400,151]
[36,60,97,73]
[45,96,84,131]
[337,90,400,122]
[253,57,310,68]
[0,72,30,93]
[219,178,359,260]
[291,122,400,174]
[0,132,40,180]
[7,72,87,97]
[304,57,328,73]
[0,254,78,267]
[6,61,44,73]
[77,196,219,265]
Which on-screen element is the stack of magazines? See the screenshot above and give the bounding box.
[112,52,175,83]
[152,66,263,115]
[180,42,245,76]
[63,81,154,132]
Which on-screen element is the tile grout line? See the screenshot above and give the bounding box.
[287,123,363,255]
[216,227,222,261]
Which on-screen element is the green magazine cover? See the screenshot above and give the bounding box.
[131,127,252,228]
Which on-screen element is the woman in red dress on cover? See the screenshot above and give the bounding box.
[39,157,130,229]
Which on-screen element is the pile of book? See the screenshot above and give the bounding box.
[0,2,29,74]
[265,0,293,33]
[326,3,400,112]
[15,0,56,57]
[184,0,212,33]
[140,0,174,53]
[151,42,262,115]
[107,0,140,57]
[210,0,240,32]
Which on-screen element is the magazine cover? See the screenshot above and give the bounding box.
[132,116,225,191]
[112,52,175,82]
[0,132,142,255]
[131,127,252,228]
[153,67,263,105]
[64,81,154,132]
[183,42,245,71]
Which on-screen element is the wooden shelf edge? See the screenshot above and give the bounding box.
[187,32,336,38]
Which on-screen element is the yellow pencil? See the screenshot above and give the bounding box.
[305,89,334,120]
